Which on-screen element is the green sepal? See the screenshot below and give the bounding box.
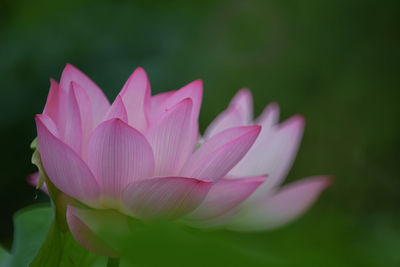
[31,147,45,190]
[30,137,38,150]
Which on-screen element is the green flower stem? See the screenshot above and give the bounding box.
[107,257,120,267]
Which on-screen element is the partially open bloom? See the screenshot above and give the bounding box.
[32,64,330,256]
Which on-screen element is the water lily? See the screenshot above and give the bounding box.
[31,64,330,256]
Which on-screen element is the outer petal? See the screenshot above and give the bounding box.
[103,95,128,123]
[187,176,266,221]
[63,86,83,154]
[203,89,253,140]
[86,119,155,204]
[122,176,212,219]
[152,80,202,122]
[67,206,128,257]
[35,115,100,207]
[229,176,332,231]
[119,67,151,132]
[43,79,68,135]
[72,82,94,154]
[43,79,61,125]
[150,80,203,153]
[147,98,194,176]
[203,108,244,141]
[37,113,58,137]
[229,115,305,198]
[180,126,261,181]
[228,88,253,123]
[255,102,280,128]
[148,91,174,121]
[60,64,110,125]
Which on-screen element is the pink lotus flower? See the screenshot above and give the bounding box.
[32,64,330,256]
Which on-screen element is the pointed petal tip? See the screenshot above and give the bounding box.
[49,78,58,85]
[35,114,57,134]
[301,175,334,192]
[126,67,150,86]
[320,175,334,188]
[103,95,128,123]
[192,79,203,86]
[225,125,262,145]
[63,63,79,75]
[247,175,268,184]
[101,117,130,129]
[290,114,305,125]
[168,97,193,111]
[121,66,150,89]
[266,102,280,112]
[126,67,149,83]
[186,79,203,92]
[131,66,148,77]
[278,114,305,133]
[34,114,42,125]
[134,66,146,72]
[231,88,253,105]
[247,125,262,136]
[254,102,280,126]
[237,87,252,97]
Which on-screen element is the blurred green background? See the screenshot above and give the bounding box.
[0,0,399,266]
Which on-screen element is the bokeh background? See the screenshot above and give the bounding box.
[1,0,399,266]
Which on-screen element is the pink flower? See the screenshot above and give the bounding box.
[32,64,330,256]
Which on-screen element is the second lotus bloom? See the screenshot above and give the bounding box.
[33,64,330,255]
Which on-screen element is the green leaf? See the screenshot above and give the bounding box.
[0,204,104,267]
[0,205,53,267]
[0,246,10,264]
[30,218,103,267]
[100,219,279,267]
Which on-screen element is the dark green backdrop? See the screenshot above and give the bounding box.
[1,0,399,266]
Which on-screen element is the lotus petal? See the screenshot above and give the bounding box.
[86,119,155,204]
[181,126,261,181]
[229,176,332,230]
[119,67,151,132]
[147,98,194,176]
[230,115,305,199]
[35,115,100,207]
[122,176,212,219]
[188,176,266,221]
[103,96,128,123]
[60,64,110,125]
